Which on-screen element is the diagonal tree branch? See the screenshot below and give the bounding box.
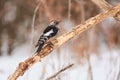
[8,3,120,80]
[91,0,120,21]
[46,64,74,80]
[91,0,112,10]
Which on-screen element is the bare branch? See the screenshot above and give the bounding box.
[91,0,120,21]
[68,0,71,20]
[46,64,74,80]
[31,2,41,46]
[91,0,112,10]
[116,64,120,80]
[8,3,120,80]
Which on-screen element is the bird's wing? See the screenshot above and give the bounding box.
[43,26,54,33]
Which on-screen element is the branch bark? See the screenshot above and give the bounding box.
[8,3,120,80]
[91,0,120,21]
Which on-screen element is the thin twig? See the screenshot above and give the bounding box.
[117,70,120,80]
[46,64,74,80]
[68,0,71,20]
[116,62,120,80]
[87,54,93,80]
[7,3,120,80]
[31,2,41,46]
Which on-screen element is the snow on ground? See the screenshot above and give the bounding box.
[0,44,120,80]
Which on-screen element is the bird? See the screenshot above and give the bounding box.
[35,20,60,53]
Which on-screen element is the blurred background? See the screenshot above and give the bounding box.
[0,0,120,80]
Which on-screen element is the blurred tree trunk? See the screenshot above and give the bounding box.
[0,35,1,56]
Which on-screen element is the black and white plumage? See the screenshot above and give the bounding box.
[35,20,60,53]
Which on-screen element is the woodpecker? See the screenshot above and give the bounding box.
[35,20,60,53]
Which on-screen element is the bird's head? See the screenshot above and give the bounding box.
[49,20,61,26]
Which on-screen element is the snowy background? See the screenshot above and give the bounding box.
[0,43,120,80]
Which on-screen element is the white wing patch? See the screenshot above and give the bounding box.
[44,29,53,36]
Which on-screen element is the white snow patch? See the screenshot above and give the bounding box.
[0,43,120,80]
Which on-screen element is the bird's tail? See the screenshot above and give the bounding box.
[36,42,44,53]
[35,43,39,48]
[35,35,49,53]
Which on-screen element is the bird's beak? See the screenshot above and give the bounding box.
[57,20,61,25]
